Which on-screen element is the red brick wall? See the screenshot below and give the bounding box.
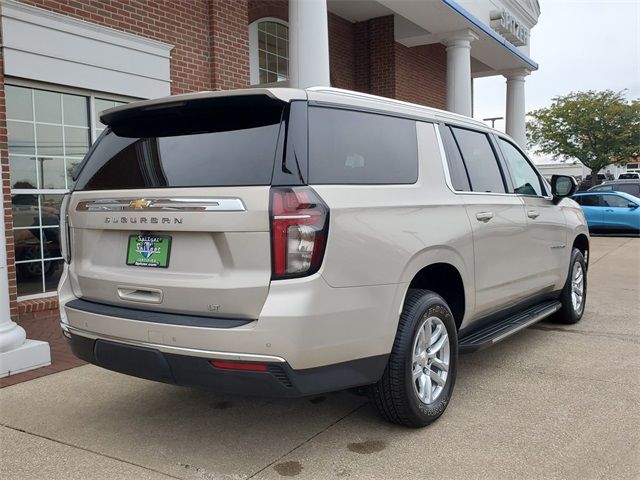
[17,0,225,94]
[353,21,370,93]
[328,13,355,90]
[209,0,250,90]
[395,43,447,110]
[364,16,396,99]
[353,15,446,109]
[248,0,286,23]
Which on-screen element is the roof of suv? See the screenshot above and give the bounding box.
[100,86,494,135]
[589,179,640,187]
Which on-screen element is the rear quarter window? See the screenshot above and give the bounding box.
[308,107,418,184]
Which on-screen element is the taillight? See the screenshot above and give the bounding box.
[60,194,71,263]
[270,187,329,279]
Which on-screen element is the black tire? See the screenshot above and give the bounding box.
[550,248,587,324]
[368,289,458,427]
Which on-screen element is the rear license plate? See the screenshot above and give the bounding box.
[126,234,171,268]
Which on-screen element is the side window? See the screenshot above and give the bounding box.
[580,195,602,207]
[450,127,505,193]
[618,184,640,196]
[308,107,418,184]
[439,125,470,191]
[497,138,544,196]
[602,194,632,208]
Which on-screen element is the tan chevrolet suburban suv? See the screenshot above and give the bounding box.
[58,87,589,427]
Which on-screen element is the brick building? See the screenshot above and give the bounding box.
[0,0,540,325]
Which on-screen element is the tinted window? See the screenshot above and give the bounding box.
[577,195,601,206]
[309,108,418,184]
[440,126,470,191]
[602,194,632,208]
[75,102,284,190]
[498,138,544,196]
[450,127,505,193]
[617,184,640,196]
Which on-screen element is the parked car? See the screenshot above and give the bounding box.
[573,191,640,233]
[578,173,608,191]
[618,172,640,179]
[58,88,589,427]
[587,179,640,198]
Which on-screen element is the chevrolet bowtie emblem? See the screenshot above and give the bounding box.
[129,199,151,209]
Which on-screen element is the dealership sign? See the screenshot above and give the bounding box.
[490,10,529,46]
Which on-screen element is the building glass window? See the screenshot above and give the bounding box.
[94,98,126,139]
[6,84,128,299]
[250,19,288,85]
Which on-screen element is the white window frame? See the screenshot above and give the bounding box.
[249,17,289,86]
[6,78,138,301]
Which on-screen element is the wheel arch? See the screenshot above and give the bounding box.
[572,233,590,268]
[401,253,470,331]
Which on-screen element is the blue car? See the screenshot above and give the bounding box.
[573,191,640,233]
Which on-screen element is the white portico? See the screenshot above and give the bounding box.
[289,0,540,147]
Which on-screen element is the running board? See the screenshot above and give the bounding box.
[458,300,562,353]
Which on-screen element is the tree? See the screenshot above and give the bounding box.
[527,90,639,186]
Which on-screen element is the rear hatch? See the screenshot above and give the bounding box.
[67,91,301,319]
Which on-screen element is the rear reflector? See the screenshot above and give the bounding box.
[210,361,268,372]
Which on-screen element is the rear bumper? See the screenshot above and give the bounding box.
[59,267,405,370]
[65,330,388,397]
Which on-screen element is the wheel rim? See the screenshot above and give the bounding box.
[411,315,450,405]
[571,262,585,313]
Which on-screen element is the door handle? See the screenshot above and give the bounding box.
[604,209,614,212]
[527,210,540,219]
[117,286,163,304]
[476,212,494,222]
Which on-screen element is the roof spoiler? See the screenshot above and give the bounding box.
[100,88,305,127]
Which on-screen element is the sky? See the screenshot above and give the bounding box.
[473,0,640,133]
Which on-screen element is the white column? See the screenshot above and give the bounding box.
[504,68,530,148]
[289,0,330,88]
[0,218,50,378]
[443,29,478,117]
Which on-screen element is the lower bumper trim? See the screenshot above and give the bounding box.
[62,323,286,364]
[65,331,388,397]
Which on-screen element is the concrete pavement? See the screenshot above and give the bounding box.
[1,237,638,480]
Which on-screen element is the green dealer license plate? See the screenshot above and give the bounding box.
[126,234,171,268]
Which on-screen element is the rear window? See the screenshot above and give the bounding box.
[308,107,418,184]
[74,99,284,190]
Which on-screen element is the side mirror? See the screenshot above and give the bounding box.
[629,203,638,209]
[551,175,578,202]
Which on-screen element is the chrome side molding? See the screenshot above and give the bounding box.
[76,197,246,212]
